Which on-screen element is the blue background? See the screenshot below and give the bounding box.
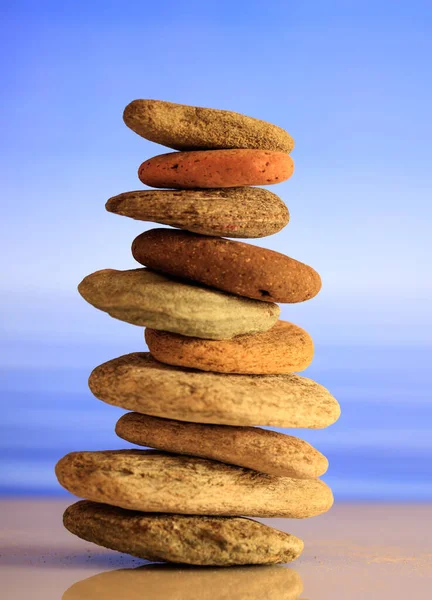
[1,0,431,499]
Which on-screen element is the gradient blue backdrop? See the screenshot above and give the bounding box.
[1,0,431,499]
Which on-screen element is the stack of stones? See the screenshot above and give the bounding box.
[56,100,340,567]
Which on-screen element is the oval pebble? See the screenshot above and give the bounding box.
[106,187,289,238]
[132,229,321,303]
[116,412,328,478]
[78,268,280,340]
[56,450,334,518]
[63,500,304,566]
[138,149,294,189]
[88,352,341,428]
[145,320,314,374]
[123,99,295,153]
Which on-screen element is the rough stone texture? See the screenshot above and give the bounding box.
[145,320,314,374]
[105,187,289,238]
[138,150,294,189]
[88,353,341,428]
[63,564,304,600]
[132,229,322,303]
[123,99,295,154]
[63,500,304,566]
[56,450,333,518]
[116,413,328,479]
[78,269,279,340]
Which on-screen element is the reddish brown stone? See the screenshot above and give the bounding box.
[132,229,322,303]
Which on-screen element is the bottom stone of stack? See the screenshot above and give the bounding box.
[64,500,304,566]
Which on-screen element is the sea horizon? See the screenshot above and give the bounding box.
[2,342,431,500]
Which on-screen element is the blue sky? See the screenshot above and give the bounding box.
[2,1,432,362]
[1,1,432,499]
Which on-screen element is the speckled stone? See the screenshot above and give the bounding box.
[105,187,289,238]
[63,500,304,566]
[138,150,294,189]
[56,450,334,518]
[88,353,341,428]
[132,229,322,303]
[116,413,328,479]
[62,564,304,600]
[78,269,279,340]
[145,321,314,374]
[123,99,295,153]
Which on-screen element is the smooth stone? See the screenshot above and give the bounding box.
[105,187,289,238]
[145,320,314,374]
[89,353,341,428]
[63,564,304,600]
[132,229,322,303]
[116,413,328,479]
[123,99,295,153]
[56,450,333,518]
[78,269,279,340]
[138,149,294,189]
[63,500,304,566]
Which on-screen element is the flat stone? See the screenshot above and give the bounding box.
[63,500,304,566]
[116,413,328,479]
[105,187,289,238]
[63,564,304,600]
[78,269,279,340]
[145,320,314,374]
[123,99,295,153]
[56,450,333,518]
[138,150,294,189]
[89,353,341,428]
[132,229,321,303]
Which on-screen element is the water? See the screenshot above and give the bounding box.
[1,344,431,500]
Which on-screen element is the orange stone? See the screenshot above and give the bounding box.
[145,321,314,375]
[138,149,294,189]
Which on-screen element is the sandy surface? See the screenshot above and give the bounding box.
[0,499,431,599]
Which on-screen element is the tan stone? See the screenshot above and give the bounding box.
[138,149,294,189]
[63,500,304,566]
[105,187,289,238]
[116,413,328,479]
[123,99,295,153]
[145,320,314,374]
[63,563,304,600]
[56,450,333,518]
[89,353,341,428]
[78,269,279,340]
[132,229,321,303]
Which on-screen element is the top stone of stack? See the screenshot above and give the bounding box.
[123,99,294,153]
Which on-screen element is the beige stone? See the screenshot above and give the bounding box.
[89,353,340,428]
[63,500,304,566]
[145,320,314,374]
[105,187,289,238]
[78,269,279,340]
[123,99,295,153]
[56,450,333,518]
[116,413,328,479]
[63,563,304,600]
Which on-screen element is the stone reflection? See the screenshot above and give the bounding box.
[63,563,304,600]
